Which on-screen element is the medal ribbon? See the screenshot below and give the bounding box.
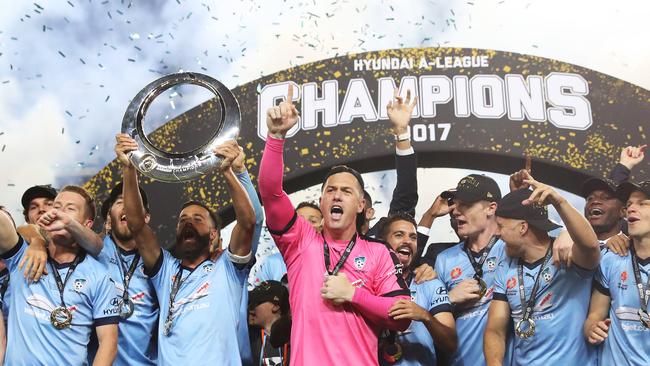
[629,241,650,312]
[163,264,198,335]
[463,235,499,279]
[47,253,82,308]
[323,233,357,276]
[113,247,141,302]
[517,240,554,323]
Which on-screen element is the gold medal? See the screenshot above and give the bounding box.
[477,277,488,298]
[638,309,650,329]
[50,306,73,330]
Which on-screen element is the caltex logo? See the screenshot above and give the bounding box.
[451,267,462,279]
[506,277,517,290]
[621,271,628,282]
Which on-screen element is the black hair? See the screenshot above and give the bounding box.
[296,201,321,213]
[377,212,418,241]
[180,201,222,230]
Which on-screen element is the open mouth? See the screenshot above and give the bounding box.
[330,205,343,220]
[180,225,198,241]
[397,245,412,258]
[588,208,604,218]
[120,214,127,223]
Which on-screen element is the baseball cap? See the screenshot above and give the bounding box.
[580,178,618,199]
[616,181,650,203]
[100,182,149,220]
[21,185,57,210]
[248,280,289,314]
[441,174,502,203]
[496,188,562,232]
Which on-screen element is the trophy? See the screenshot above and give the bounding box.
[121,72,240,182]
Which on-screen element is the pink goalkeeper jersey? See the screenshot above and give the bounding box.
[270,216,409,365]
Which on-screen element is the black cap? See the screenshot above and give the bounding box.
[21,185,57,210]
[616,181,650,203]
[580,178,618,199]
[101,182,149,220]
[496,189,562,232]
[248,280,289,314]
[441,174,502,203]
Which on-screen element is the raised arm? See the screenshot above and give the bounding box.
[387,89,419,217]
[523,171,600,269]
[258,84,300,232]
[0,209,19,255]
[115,134,161,272]
[232,147,264,257]
[213,141,255,257]
[610,144,646,184]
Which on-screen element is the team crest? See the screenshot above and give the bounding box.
[541,267,553,283]
[73,279,87,292]
[451,267,462,280]
[354,256,366,270]
[486,257,497,271]
[203,263,214,273]
[506,277,517,289]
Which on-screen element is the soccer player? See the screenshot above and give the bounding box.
[258,84,411,365]
[97,182,158,365]
[117,134,257,364]
[21,184,57,225]
[433,174,510,366]
[0,186,119,365]
[485,172,600,366]
[378,213,457,365]
[583,181,650,365]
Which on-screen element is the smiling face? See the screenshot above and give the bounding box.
[384,219,418,268]
[626,191,650,240]
[319,172,365,235]
[496,216,526,258]
[584,189,624,236]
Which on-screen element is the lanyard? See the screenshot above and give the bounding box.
[259,329,288,366]
[323,234,357,276]
[517,240,554,322]
[630,241,650,311]
[47,253,82,307]
[113,247,141,301]
[463,235,499,278]
[163,262,202,335]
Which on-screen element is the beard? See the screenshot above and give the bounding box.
[171,223,211,260]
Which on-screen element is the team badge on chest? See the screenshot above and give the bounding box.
[354,256,366,270]
[73,279,87,292]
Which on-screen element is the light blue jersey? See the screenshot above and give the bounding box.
[493,249,597,366]
[2,236,119,366]
[97,235,158,366]
[149,249,246,365]
[594,249,650,365]
[435,239,512,366]
[380,278,452,366]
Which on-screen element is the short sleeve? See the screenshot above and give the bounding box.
[373,247,409,297]
[492,260,508,301]
[434,253,448,287]
[429,279,452,315]
[1,236,26,270]
[594,253,613,295]
[92,273,120,326]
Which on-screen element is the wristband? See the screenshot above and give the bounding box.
[394,132,410,142]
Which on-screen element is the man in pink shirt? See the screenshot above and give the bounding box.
[259,85,412,365]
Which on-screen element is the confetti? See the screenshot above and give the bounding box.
[67,1,74,7]
[58,50,66,58]
[105,95,110,102]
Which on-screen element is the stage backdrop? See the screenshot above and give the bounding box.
[84,47,649,245]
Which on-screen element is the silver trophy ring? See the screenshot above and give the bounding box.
[121,72,240,182]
